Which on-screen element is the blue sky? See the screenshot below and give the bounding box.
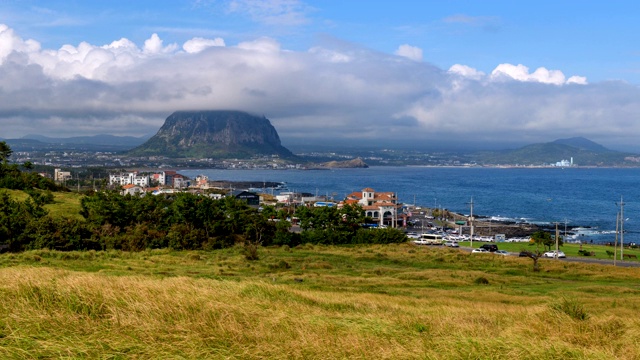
[2,0,640,150]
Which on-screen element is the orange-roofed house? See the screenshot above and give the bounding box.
[121,184,144,196]
[344,188,402,227]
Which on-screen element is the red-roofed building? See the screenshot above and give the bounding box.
[121,184,143,196]
[343,188,402,227]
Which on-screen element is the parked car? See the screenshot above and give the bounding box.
[518,251,530,257]
[444,241,459,248]
[472,248,488,253]
[494,250,509,256]
[480,244,498,252]
[406,232,420,240]
[543,250,566,258]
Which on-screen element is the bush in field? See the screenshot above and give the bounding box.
[550,297,589,321]
[119,223,167,251]
[24,216,98,251]
[352,228,407,244]
[24,188,56,206]
[167,223,206,250]
[0,191,48,251]
[301,229,352,245]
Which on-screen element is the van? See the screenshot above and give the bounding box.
[480,244,498,252]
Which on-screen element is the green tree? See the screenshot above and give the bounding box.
[0,141,12,164]
[0,191,48,251]
[530,230,562,251]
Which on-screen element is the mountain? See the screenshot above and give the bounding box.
[23,134,150,148]
[129,110,294,159]
[471,137,637,166]
[551,137,610,152]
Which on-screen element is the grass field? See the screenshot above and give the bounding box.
[3,189,85,219]
[2,244,640,359]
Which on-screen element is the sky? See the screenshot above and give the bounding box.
[2,0,640,151]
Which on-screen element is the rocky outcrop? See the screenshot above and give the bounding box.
[312,158,369,169]
[129,110,294,159]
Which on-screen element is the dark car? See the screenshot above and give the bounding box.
[480,244,498,252]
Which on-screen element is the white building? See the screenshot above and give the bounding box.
[109,172,150,187]
[343,188,400,227]
[554,157,574,167]
[54,168,72,182]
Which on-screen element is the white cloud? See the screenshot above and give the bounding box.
[183,37,225,53]
[0,24,41,62]
[237,37,281,52]
[491,63,562,84]
[143,33,178,54]
[448,64,485,80]
[394,44,423,61]
[0,24,637,150]
[567,75,588,85]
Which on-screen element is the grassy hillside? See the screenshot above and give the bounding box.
[3,189,84,219]
[43,191,84,219]
[1,245,640,359]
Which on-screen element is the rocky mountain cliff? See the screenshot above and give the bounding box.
[129,111,294,159]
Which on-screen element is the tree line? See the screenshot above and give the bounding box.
[0,141,407,252]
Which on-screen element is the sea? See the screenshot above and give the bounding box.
[180,167,640,245]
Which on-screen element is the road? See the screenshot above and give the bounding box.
[459,246,640,268]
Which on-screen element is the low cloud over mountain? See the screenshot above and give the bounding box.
[1,24,640,151]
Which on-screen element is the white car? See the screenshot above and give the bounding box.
[406,232,420,240]
[494,250,509,256]
[471,248,488,253]
[543,250,566,258]
[444,241,459,248]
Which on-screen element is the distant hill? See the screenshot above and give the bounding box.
[551,137,610,152]
[129,110,294,159]
[472,137,637,166]
[23,134,149,148]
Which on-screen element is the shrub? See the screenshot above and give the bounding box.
[474,276,490,285]
[243,241,260,261]
[269,260,291,270]
[550,297,589,321]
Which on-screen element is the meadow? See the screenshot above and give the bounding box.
[2,244,640,359]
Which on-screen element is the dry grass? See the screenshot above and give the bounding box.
[1,244,640,359]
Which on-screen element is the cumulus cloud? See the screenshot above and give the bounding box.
[491,63,567,85]
[448,64,485,80]
[0,24,638,150]
[183,37,225,53]
[450,62,588,86]
[566,75,588,85]
[394,44,423,61]
[143,33,178,54]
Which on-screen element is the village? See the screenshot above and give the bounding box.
[98,170,538,241]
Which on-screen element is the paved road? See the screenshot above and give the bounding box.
[459,246,640,268]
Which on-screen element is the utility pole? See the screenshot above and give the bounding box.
[468,197,474,248]
[614,211,619,266]
[555,222,560,259]
[619,196,625,260]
